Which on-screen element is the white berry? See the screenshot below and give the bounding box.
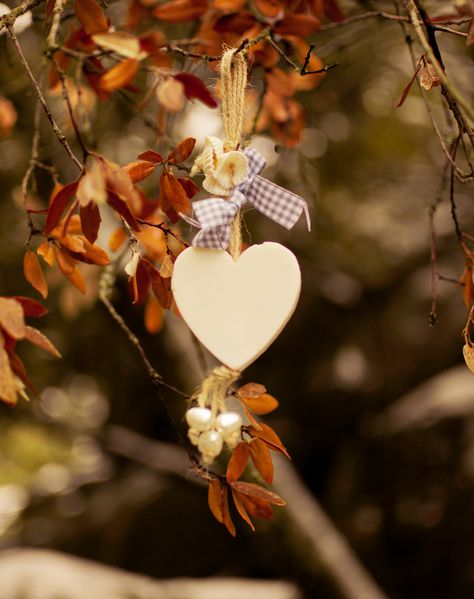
[198,430,223,463]
[216,411,242,434]
[186,407,213,431]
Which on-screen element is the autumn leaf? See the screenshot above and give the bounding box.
[160,171,190,215]
[0,298,26,340]
[463,343,474,374]
[123,160,157,183]
[249,438,274,484]
[137,150,164,163]
[109,227,127,252]
[98,59,139,93]
[167,138,196,165]
[80,201,102,245]
[420,60,441,91]
[152,0,208,22]
[24,326,61,358]
[230,480,286,506]
[144,295,163,334]
[226,442,250,483]
[274,14,320,36]
[44,181,79,234]
[0,96,17,136]
[173,73,218,108]
[10,296,47,318]
[248,423,290,459]
[241,393,279,415]
[231,489,255,531]
[92,31,148,60]
[238,382,267,399]
[37,241,55,266]
[156,78,185,113]
[239,492,274,519]
[74,0,108,35]
[0,343,18,407]
[141,258,172,309]
[208,479,224,523]
[77,159,106,207]
[23,251,48,299]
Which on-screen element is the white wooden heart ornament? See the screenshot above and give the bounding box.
[171,242,301,370]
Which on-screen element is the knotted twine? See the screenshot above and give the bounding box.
[190,48,248,421]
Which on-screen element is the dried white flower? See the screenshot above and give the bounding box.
[124,251,140,277]
[191,136,248,196]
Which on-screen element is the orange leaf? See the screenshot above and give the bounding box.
[208,479,224,523]
[109,227,127,252]
[65,266,86,294]
[23,251,48,299]
[152,0,207,22]
[0,298,26,340]
[241,393,279,415]
[98,59,139,93]
[144,295,163,334]
[160,171,190,214]
[54,247,76,276]
[254,0,283,18]
[74,0,108,35]
[37,241,54,266]
[226,442,250,483]
[249,438,274,484]
[231,489,255,531]
[123,160,156,183]
[274,13,320,36]
[24,326,61,358]
[167,137,196,164]
[230,481,286,506]
[137,149,164,163]
[248,423,290,459]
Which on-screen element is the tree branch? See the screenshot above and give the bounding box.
[0,0,45,32]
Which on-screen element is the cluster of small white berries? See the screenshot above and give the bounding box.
[185,406,242,464]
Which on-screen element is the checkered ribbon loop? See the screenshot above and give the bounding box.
[182,148,311,250]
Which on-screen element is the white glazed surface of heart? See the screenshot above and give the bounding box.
[171,242,301,370]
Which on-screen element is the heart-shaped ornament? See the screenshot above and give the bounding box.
[171,242,301,370]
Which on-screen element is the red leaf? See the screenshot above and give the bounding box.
[323,0,346,21]
[80,201,102,244]
[178,177,200,199]
[173,73,218,108]
[230,481,286,506]
[107,191,140,230]
[45,181,79,234]
[231,489,255,531]
[397,58,422,108]
[9,297,48,318]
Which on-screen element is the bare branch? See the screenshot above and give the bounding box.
[0,0,45,32]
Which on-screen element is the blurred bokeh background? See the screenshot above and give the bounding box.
[1,1,474,597]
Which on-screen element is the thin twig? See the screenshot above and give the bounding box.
[0,0,45,32]
[7,26,83,171]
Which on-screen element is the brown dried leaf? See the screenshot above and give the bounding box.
[208,479,224,523]
[137,150,164,163]
[226,442,250,483]
[463,343,474,374]
[274,13,320,36]
[231,489,255,531]
[152,0,207,22]
[238,382,266,399]
[77,160,106,207]
[0,298,26,340]
[221,484,236,537]
[23,251,48,299]
[420,60,441,91]
[239,492,273,519]
[248,423,290,459]
[24,326,61,358]
[230,481,286,506]
[173,73,218,109]
[141,258,172,308]
[397,59,422,108]
[167,138,196,164]
[249,438,274,484]
[160,171,190,214]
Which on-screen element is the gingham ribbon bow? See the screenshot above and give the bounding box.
[182,148,311,250]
